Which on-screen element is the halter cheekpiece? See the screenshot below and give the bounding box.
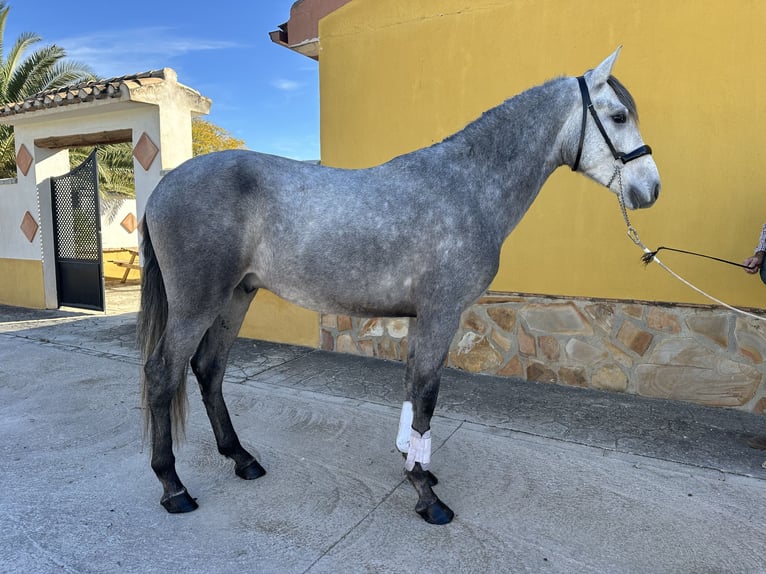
[571,76,652,172]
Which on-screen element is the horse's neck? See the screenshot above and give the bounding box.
[436,77,574,239]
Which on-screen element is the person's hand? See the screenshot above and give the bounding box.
[744,252,765,274]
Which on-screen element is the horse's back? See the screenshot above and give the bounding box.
[147,150,308,216]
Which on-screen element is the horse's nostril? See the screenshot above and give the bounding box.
[653,182,660,201]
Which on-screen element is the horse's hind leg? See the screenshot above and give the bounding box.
[191,285,266,480]
[145,319,210,513]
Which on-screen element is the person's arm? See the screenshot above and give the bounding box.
[744,223,766,273]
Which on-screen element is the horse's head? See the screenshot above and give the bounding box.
[567,48,660,210]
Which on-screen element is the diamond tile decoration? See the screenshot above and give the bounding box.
[16,144,33,176]
[133,132,159,171]
[121,212,138,233]
[20,211,38,242]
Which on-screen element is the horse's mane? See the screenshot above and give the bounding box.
[417,73,640,155]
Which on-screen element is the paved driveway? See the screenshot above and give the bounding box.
[2,297,766,573]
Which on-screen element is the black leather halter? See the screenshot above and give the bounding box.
[571,76,652,172]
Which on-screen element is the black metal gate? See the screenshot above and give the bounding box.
[50,149,105,311]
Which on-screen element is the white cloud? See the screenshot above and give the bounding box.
[271,78,302,91]
[52,27,239,77]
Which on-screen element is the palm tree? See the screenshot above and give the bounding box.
[69,144,135,198]
[0,0,96,178]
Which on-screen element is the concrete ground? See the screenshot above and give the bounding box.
[2,282,766,573]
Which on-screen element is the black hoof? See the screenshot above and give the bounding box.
[161,489,198,514]
[416,498,454,525]
[236,459,266,480]
[747,435,766,450]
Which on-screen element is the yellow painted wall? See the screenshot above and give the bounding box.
[319,0,766,309]
[103,251,141,282]
[240,290,319,348]
[0,258,45,308]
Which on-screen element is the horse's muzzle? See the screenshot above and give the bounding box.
[628,181,660,209]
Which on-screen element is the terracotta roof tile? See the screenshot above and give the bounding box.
[0,69,168,117]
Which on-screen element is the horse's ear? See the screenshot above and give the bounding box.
[586,46,622,87]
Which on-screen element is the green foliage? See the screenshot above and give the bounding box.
[0,1,96,178]
[70,144,135,197]
[192,118,245,156]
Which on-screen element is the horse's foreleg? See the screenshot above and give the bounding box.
[191,286,265,481]
[397,318,418,452]
[398,314,458,525]
[397,319,438,486]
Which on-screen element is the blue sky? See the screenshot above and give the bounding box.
[4,1,320,160]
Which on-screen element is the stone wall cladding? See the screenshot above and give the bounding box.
[319,294,766,412]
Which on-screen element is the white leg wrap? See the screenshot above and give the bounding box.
[404,429,431,471]
[396,401,413,453]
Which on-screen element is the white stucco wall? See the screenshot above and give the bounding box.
[101,195,138,249]
[0,69,209,308]
[0,177,39,260]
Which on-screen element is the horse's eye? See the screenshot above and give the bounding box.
[612,112,627,124]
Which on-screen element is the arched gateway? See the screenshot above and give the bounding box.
[0,68,211,309]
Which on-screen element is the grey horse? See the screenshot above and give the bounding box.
[138,48,660,524]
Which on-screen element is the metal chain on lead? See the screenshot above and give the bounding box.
[612,164,766,321]
[611,165,642,245]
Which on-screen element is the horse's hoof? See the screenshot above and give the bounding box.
[236,459,266,480]
[161,490,198,514]
[416,498,454,525]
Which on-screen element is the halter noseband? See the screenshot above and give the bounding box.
[571,76,652,172]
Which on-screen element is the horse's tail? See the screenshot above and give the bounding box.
[138,217,187,441]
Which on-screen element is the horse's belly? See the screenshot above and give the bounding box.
[265,276,416,318]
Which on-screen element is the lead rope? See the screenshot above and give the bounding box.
[613,165,766,322]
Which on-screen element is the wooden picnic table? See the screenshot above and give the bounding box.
[105,247,140,283]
